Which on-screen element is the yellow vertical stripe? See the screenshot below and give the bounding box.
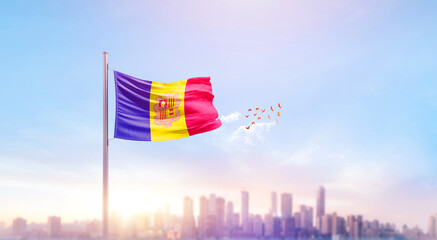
[149,80,189,141]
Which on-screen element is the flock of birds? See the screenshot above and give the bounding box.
[245,103,282,130]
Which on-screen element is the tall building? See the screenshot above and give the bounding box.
[347,215,356,237]
[232,213,240,230]
[332,212,338,236]
[264,213,274,237]
[216,197,226,237]
[294,212,302,229]
[47,216,61,238]
[316,186,325,230]
[321,214,332,237]
[347,215,363,239]
[241,191,249,232]
[353,215,363,239]
[247,215,255,234]
[371,220,379,230]
[271,192,278,216]
[206,194,218,237]
[300,205,313,229]
[209,193,217,214]
[198,196,209,238]
[429,214,437,238]
[282,216,295,237]
[253,215,263,237]
[265,213,283,238]
[281,193,292,219]
[206,214,217,237]
[332,212,346,236]
[273,217,283,238]
[181,197,195,238]
[12,218,26,237]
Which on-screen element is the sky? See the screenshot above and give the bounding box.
[1,0,437,230]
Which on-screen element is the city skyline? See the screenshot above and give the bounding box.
[0,186,427,231]
[1,186,430,239]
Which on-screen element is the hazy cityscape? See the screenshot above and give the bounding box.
[1,186,435,239]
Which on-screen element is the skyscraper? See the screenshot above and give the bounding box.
[264,213,274,237]
[281,193,293,219]
[271,192,278,216]
[206,214,217,237]
[347,215,356,237]
[241,191,249,233]
[321,214,332,236]
[353,215,363,239]
[12,218,26,237]
[428,214,437,238]
[332,212,346,236]
[181,197,195,238]
[226,201,234,236]
[332,212,338,236]
[316,186,325,230]
[47,216,61,238]
[232,213,240,230]
[282,216,295,237]
[253,215,263,237]
[198,196,209,238]
[347,215,363,239]
[293,212,302,229]
[209,193,217,214]
[300,205,313,229]
[216,197,226,237]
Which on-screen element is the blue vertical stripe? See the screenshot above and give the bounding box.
[114,71,152,141]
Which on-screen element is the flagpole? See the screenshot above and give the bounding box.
[102,51,109,238]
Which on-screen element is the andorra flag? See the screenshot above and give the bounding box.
[113,71,222,141]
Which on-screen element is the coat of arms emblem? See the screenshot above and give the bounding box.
[153,93,181,128]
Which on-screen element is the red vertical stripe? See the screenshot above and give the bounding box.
[184,77,222,136]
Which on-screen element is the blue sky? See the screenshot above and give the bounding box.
[1,0,437,229]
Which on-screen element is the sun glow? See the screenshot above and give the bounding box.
[109,191,181,220]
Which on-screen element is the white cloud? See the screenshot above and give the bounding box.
[229,121,276,145]
[220,111,241,124]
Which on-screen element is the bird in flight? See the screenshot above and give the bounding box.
[248,109,252,112]
[271,106,274,111]
[245,115,249,118]
[253,113,257,116]
[257,117,261,120]
[278,103,282,108]
[277,112,281,117]
[255,108,259,111]
[276,119,279,124]
[246,126,250,129]
[252,122,255,125]
[268,115,271,120]
[261,109,266,113]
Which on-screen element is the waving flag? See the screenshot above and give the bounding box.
[114,71,222,141]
